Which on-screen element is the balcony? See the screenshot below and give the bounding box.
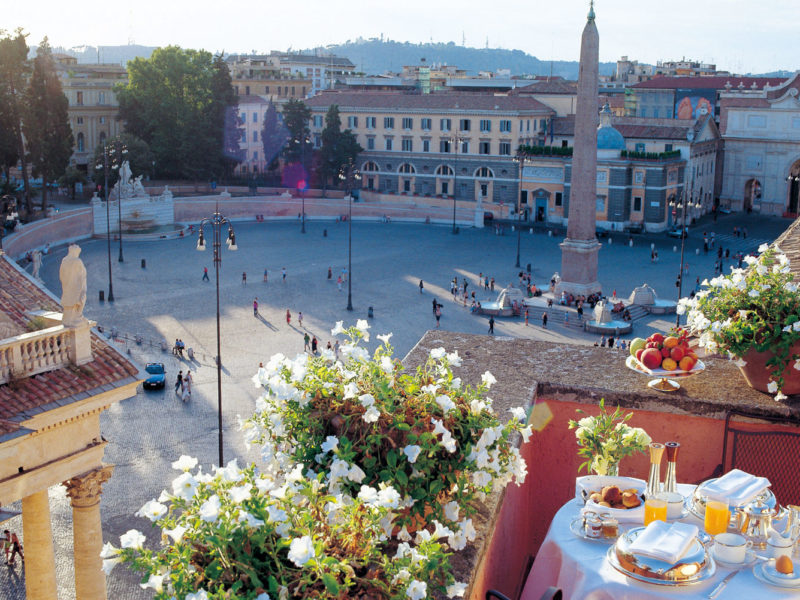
[0,313,94,384]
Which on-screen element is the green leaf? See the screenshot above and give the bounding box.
[322,573,340,594]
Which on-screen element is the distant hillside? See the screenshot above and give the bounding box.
[33,44,156,65]
[305,39,615,79]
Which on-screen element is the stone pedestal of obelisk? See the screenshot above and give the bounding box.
[555,3,602,298]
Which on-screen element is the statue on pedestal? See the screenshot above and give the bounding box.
[60,244,87,327]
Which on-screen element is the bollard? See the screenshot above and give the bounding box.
[323,229,327,237]
[548,230,553,237]
[673,246,677,252]
[651,243,655,250]
[141,258,146,268]
[530,227,533,234]
[696,248,700,255]
[368,306,374,319]
[629,240,633,247]
[99,290,105,302]
[608,237,612,245]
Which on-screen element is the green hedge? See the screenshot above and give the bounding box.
[621,149,682,160]
[517,144,573,156]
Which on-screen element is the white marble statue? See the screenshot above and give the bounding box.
[133,174,146,197]
[119,160,132,187]
[59,244,87,327]
[31,250,42,279]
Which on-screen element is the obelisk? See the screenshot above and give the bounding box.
[555,1,602,298]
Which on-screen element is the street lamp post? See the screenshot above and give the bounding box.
[670,189,701,327]
[298,135,309,234]
[450,134,465,234]
[512,151,527,268]
[96,141,126,301]
[196,201,238,466]
[339,160,361,312]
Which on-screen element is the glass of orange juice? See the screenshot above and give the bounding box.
[644,496,668,526]
[704,499,730,536]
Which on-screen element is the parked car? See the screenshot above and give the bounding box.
[483,211,494,223]
[143,363,166,390]
[667,226,689,238]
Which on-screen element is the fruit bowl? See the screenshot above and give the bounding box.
[625,355,705,392]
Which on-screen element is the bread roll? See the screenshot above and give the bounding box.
[602,485,621,504]
[622,491,641,508]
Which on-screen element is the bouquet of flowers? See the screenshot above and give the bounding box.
[678,245,800,399]
[568,399,651,476]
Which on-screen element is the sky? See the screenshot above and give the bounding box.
[7,0,799,74]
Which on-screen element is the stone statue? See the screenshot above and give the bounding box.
[119,160,132,187]
[133,174,146,197]
[60,244,87,327]
[31,250,42,279]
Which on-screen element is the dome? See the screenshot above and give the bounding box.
[596,103,626,150]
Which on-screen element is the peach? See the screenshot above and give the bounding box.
[641,348,663,370]
[670,346,685,362]
[663,336,680,349]
[662,358,678,371]
[679,356,697,371]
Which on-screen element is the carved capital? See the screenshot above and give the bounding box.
[64,465,114,508]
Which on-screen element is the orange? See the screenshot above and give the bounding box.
[661,358,678,371]
[663,336,680,349]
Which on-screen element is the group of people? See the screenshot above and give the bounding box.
[174,370,193,402]
[172,339,186,357]
[303,332,340,358]
[2,530,23,566]
[595,336,629,350]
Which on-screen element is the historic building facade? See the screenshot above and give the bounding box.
[305,91,555,206]
[719,73,800,217]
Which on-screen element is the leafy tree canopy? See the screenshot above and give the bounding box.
[90,132,154,189]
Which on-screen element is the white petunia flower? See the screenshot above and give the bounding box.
[163,524,187,543]
[406,580,427,600]
[481,370,497,388]
[347,464,366,483]
[794,359,800,371]
[171,455,198,472]
[510,406,527,422]
[100,541,120,559]
[171,472,199,500]
[447,582,468,597]
[446,351,462,366]
[287,535,316,567]
[775,392,788,402]
[444,500,460,522]
[436,394,456,413]
[380,356,394,374]
[363,405,380,423]
[139,574,164,593]
[359,393,375,407]
[135,499,167,522]
[229,483,252,504]
[403,444,422,464]
[357,485,379,503]
[199,495,221,522]
[430,347,446,359]
[397,526,412,541]
[377,332,393,344]
[186,590,210,600]
[767,381,778,394]
[331,321,346,336]
[120,529,146,550]
[758,243,770,253]
[748,289,760,298]
[321,435,339,454]
[343,382,359,399]
[356,319,370,331]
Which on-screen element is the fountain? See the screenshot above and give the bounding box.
[479,286,526,317]
[629,283,676,314]
[584,298,633,335]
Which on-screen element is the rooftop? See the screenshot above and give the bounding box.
[633,75,786,90]
[553,115,692,140]
[305,91,554,113]
[0,254,141,440]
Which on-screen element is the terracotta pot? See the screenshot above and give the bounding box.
[738,343,800,395]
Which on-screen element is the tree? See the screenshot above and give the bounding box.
[90,133,154,189]
[281,99,311,164]
[116,47,240,180]
[319,105,363,193]
[57,166,87,201]
[210,54,242,178]
[261,100,288,178]
[0,29,32,211]
[24,38,74,212]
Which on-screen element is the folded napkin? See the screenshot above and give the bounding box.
[703,469,771,506]
[628,521,699,564]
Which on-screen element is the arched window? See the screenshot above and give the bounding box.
[98,132,106,145]
[77,132,85,153]
[475,167,494,178]
[435,165,453,176]
[398,163,416,174]
[362,161,379,172]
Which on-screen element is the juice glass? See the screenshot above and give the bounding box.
[704,500,730,536]
[644,497,668,526]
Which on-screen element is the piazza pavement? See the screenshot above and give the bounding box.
[0,210,788,599]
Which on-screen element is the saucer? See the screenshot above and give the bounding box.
[569,517,617,544]
[710,547,758,569]
[754,562,800,588]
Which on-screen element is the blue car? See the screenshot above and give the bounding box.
[143,363,166,390]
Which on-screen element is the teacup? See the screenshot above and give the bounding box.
[661,491,684,519]
[768,537,794,560]
[714,533,751,564]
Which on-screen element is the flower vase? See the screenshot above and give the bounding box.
[738,342,800,396]
[592,461,619,477]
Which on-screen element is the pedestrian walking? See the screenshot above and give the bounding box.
[202,266,209,282]
[488,315,495,335]
[7,533,22,566]
[432,298,438,314]
[337,276,343,291]
[282,267,287,282]
[490,277,495,292]
[311,336,318,354]
[542,312,548,328]
[327,266,332,280]
[242,271,247,285]
[524,308,529,326]
[298,312,303,327]
[253,297,259,317]
[742,227,748,239]
[484,276,489,290]
[174,370,183,394]
[435,305,442,328]
[463,279,468,295]
[478,272,483,287]
[185,370,192,395]
[564,311,568,325]
[304,332,310,352]
[286,309,291,325]
[607,336,615,349]
[263,269,268,283]
[334,340,340,360]
[419,279,424,293]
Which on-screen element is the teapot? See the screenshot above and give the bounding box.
[735,499,778,549]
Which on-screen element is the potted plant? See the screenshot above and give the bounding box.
[568,399,651,476]
[105,459,468,599]
[245,321,531,540]
[678,245,800,399]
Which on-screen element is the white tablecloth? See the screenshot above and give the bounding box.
[521,484,800,600]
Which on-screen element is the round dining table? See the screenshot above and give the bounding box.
[521,484,800,600]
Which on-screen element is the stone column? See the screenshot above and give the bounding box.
[64,466,114,600]
[557,2,602,298]
[22,490,58,600]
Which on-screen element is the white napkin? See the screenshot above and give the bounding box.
[580,504,644,524]
[628,521,699,564]
[703,469,771,506]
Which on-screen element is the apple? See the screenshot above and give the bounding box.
[629,337,646,357]
[636,348,645,362]
[641,348,663,370]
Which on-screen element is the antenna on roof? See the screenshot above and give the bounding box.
[462,31,466,47]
